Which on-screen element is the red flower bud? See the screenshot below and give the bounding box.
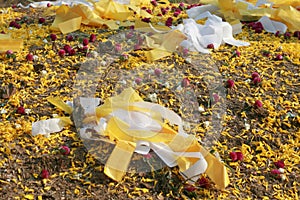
[154,68,162,76]
[135,77,142,85]
[234,50,240,57]
[41,169,50,179]
[226,79,235,88]
[236,152,244,161]
[16,106,26,115]
[197,177,210,189]
[181,78,190,87]
[274,160,285,168]
[276,54,283,60]
[89,34,96,42]
[115,44,122,52]
[270,169,281,175]
[50,33,57,41]
[230,151,238,161]
[83,38,89,46]
[68,48,76,56]
[64,45,72,53]
[26,53,34,61]
[184,185,196,192]
[66,35,74,41]
[207,43,214,49]
[58,49,66,57]
[60,146,70,155]
[38,17,45,24]
[254,100,263,108]
[253,76,261,84]
[251,72,260,80]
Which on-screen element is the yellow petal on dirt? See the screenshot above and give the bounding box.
[23,194,34,200]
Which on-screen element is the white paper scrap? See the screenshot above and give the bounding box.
[32,118,65,137]
[258,16,287,34]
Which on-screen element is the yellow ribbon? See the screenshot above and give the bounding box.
[93,88,230,189]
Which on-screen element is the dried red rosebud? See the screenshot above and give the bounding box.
[142,18,151,23]
[68,48,76,56]
[197,177,210,189]
[255,28,263,33]
[230,152,238,161]
[38,17,45,24]
[47,3,52,7]
[184,185,196,192]
[6,50,13,55]
[226,79,235,89]
[275,31,281,37]
[284,32,291,39]
[66,35,74,41]
[82,38,89,46]
[16,106,26,115]
[276,54,283,60]
[234,50,241,57]
[151,0,158,6]
[212,93,219,102]
[115,44,122,52]
[253,76,261,85]
[165,17,173,27]
[26,53,34,61]
[254,100,263,108]
[146,9,152,14]
[58,49,66,57]
[89,34,96,42]
[15,23,21,29]
[9,21,17,27]
[173,12,180,17]
[251,72,260,80]
[41,169,50,179]
[154,68,162,76]
[293,31,300,38]
[143,153,152,159]
[179,2,185,8]
[64,45,72,53]
[60,146,70,155]
[253,22,263,29]
[270,169,281,175]
[134,44,141,50]
[207,43,214,49]
[161,8,167,15]
[181,78,190,87]
[135,77,142,85]
[50,33,57,41]
[236,152,244,161]
[274,160,285,168]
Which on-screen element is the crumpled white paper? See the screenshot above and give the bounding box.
[258,16,287,34]
[175,13,250,54]
[32,118,65,137]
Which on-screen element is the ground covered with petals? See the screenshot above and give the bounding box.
[0,1,299,200]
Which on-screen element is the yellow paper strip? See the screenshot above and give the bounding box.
[47,97,73,114]
[104,140,135,181]
[0,39,23,52]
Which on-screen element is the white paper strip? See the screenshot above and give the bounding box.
[258,16,287,34]
[32,118,65,137]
